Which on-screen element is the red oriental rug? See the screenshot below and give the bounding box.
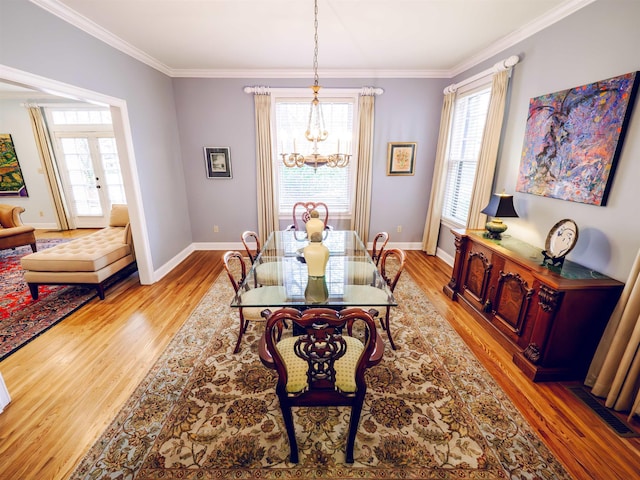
[0,240,97,361]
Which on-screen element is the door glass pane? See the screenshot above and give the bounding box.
[60,138,101,216]
[98,137,126,205]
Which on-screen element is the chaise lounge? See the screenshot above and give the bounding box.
[20,204,136,300]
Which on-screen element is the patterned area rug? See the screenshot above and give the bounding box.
[0,240,97,361]
[70,270,570,479]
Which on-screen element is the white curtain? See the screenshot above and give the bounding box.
[252,90,279,241]
[422,90,455,254]
[27,106,72,230]
[467,69,511,229]
[351,90,376,245]
[422,56,519,251]
[585,247,640,420]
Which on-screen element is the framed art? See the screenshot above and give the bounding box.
[516,71,639,206]
[204,147,232,179]
[0,133,29,196]
[387,142,416,176]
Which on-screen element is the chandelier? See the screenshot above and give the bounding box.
[280,0,351,170]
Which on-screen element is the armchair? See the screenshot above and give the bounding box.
[0,204,37,252]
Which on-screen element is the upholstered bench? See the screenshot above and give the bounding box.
[20,205,136,300]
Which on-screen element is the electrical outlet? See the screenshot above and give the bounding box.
[397,225,402,233]
[213,225,219,233]
[39,211,44,217]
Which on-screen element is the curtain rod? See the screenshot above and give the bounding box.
[444,55,520,94]
[243,86,384,95]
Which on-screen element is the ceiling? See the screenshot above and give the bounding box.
[29,0,595,79]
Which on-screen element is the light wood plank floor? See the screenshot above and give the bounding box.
[1,244,639,479]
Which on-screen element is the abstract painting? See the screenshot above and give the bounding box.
[0,134,29,197]
[516,72,638,206]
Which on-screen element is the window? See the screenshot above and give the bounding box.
[441,85,492,226]
[273,92,357,218]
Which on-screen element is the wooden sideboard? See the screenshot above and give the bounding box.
[444,229,624,382]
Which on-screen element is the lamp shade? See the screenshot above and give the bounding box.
[481,193,519,218]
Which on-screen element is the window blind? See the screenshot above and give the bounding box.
[442,86,492,225]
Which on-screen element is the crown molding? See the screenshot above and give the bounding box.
[170,68,449,79]
[30,0,596,80]
[449,0,597,77]
[30,0,173,76]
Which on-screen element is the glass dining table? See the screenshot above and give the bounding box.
[230,230,397,310]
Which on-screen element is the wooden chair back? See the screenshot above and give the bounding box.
[240,230,261,263]
[375,248,406,350]
[289,201,330,232]
[380,248,406,293]
[371,232,390,266]
[222,250,247,294]
[258,307,383,463]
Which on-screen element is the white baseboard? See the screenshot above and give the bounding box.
[436,247,454,266]
[0,372,11,414]
[152,244,195,282]
[32,222,59,230]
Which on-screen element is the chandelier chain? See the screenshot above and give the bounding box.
[313,0,319,87]
[280,0,351,170]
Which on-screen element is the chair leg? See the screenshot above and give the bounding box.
[379,316,387,331]
[280,400,299,463]
[345,396,365,464]
[233,314,247,354]
[384,309,397,350]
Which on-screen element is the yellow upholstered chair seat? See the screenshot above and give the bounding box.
[343,285,391,316]
[254,261,283,286]
[238,286,287,320]
[345,261,377,284]
[276,335,364,393]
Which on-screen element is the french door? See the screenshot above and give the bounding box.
[45,107,126,228]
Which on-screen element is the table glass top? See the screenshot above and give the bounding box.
[231,230,397,308]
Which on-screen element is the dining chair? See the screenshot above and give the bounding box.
[346,231,390,284]
[286,201,331,232]
[223,251,287,353]
[258,306,384,464]
[343,248,407,350]
[240,230,282,286]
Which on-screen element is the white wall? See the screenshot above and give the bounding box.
[173,77,447,244]
[440,0,640,282]
[1,0,191,271]
[0,99,57,228]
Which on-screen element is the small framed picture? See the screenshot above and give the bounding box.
[204,147,232,178]
[387,142,416,176]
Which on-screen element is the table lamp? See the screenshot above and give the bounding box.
[480,192,519,239]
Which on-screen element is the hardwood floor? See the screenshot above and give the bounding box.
[34,228,102,240]
[1,248,639,479]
